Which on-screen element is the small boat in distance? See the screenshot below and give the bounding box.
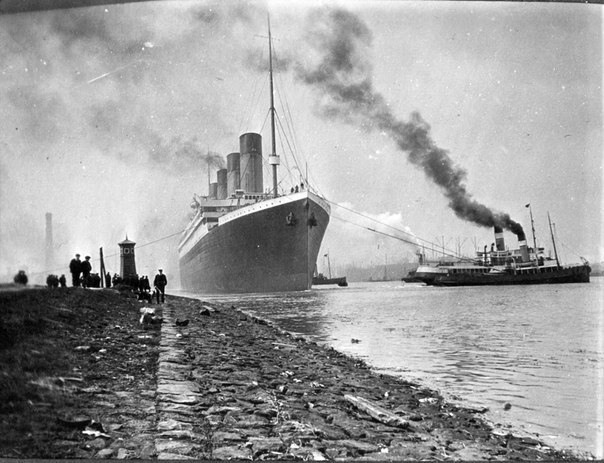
[413,211,590,286]
[312,253,348,287]
[312,273,348,287]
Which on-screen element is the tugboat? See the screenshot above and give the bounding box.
[414,211,590,286]
[312,253,348,287]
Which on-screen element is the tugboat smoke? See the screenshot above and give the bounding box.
[295,8,524,237]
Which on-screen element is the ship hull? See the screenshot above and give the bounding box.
[430,264,590,287]
[179,192,329,294]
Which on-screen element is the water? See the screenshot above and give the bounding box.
[179,277,604,458]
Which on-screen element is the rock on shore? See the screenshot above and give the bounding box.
[0,287,578,460]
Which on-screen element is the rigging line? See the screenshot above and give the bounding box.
[276,87,315,192]
[331,214,457,258]
[275,74,314,191]
[327,200,467,257]
[331,214,473,262]
[274,113,317,195]
[275,122,307,192]
[557,239,583,261]
[276,75,324,197]
[277,76,306,176]
[271,43,324,197]
[271,49,311,188]
[240,65,267,135]
[274,73,300,159]
[278,86,323,196]
[135,230,183,250]
[327,200,430,248]
[272,108,318,195]
[259,108,270,134]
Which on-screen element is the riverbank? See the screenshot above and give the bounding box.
[0,287,581,459]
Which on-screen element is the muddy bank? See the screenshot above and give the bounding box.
[0,288,581,460]
[0,286,160,458]
[156,296,579,460]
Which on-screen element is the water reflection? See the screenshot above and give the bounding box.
[190,290,334,342]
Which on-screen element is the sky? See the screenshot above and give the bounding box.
[0,0,601,285]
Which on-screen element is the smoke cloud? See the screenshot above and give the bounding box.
[295,8,524,236]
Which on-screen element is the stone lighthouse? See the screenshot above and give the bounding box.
[118,236,137,280]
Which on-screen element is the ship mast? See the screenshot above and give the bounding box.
[528,203,539,266]
[548,211,561,268]
[267,16,280,198]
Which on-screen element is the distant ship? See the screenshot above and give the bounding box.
[412,213,590,286]
[312,274,348,287]
[178,26,330,294]
[312,254,348,287]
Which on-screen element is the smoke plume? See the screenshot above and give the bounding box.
[150,137,225,172]
[295,8,524,236]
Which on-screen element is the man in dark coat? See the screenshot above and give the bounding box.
[153,269,167,304]
[81,256,92,287]
[69,254,82,287]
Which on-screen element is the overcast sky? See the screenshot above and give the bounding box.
[0,0,601,284]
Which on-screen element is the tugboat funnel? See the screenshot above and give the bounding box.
[518,230,529,262]
[494,226,505,251]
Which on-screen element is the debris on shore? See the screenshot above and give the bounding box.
[0,287,582,460]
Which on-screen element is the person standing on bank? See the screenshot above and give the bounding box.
[69,254,82,287]
[81,256,92,287]
[153,269,167,304]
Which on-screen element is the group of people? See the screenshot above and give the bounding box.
[46,274,66,288]
[67,253,167,303]
[68,254,93,287]
[134,270,167,303]
[289,183,305,194]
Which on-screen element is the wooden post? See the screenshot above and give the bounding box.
[99,247,106,288]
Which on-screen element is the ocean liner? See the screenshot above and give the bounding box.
[412,214,590,286]
[178,27,330,294]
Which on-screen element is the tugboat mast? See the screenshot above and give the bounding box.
[528,203,539,266]
[548,212,561,268]
[267,16,280,198]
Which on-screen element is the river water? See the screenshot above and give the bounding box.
[179,277,604,458]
